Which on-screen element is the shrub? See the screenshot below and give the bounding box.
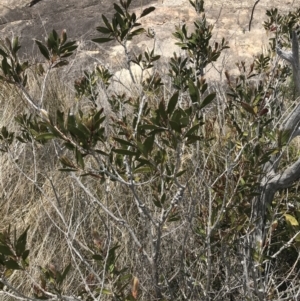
[0,1,300,300]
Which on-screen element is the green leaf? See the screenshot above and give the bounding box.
[113,137,134,147]
[2,57,11,76]
[58,168,78,172]
[60,46,77,57]
[284,214,299,226]
[59,41,77,50]
[199,92,216,110]
[94,149,109,156]
[34,40,50,60]
[68,126,87,143]
[169,120,181,133]
[0,244,14,256]
[186,135,202,144]
[101,288,113,295]
[140,7,155,18]
[4,259,22,270]
[153,199,162,208]
[176,169,186,177]
[53,60,69,68]
[92,254,103,261]
[77,122,90,136]
[180,116,189,127]
[59,156,75,168]
[35,133,55,141]
[22,249,30,261]
[188,80,200,104]
[158,99,168,121]
[144,134,155,156]
[12,37,21,54]
[1,126,8,139]
[139,124,161,130]
[16,226,29,257]
[75,148,85,169]
[0,48,7,57]
[133,166,152,174]
[120,0,132,10]
[167,91,179,115]
[278,129,291,147]
[130,28,146,37]
[47,30,59,51]
[61,263,71,282]
[131,12,137,23]
[102,14,113,31]
[184,123,201,137]
[168,213,181,222]
[114,3,125,16]
[120,28,129,41]
[136,141,145,155]
[96,26,112,34]
[92,38,114,44]
[115,13,125,30]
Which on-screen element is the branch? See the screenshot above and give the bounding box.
[71,174,153,264]
[280,97,300,139]
[277,30,300,95]
[248,0,260,31]
[269,156,300,189]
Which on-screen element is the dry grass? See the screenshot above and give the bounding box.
[0,44,300,301]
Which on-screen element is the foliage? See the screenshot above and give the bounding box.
[0,0,300,300]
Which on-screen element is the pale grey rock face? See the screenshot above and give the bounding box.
[0,0,296,84]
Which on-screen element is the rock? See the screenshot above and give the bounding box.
[0,0,296,86]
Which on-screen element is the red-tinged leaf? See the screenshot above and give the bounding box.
[241,102,256,115]
[258,107,269,116]
[61,29,67,44]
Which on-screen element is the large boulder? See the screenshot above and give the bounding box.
[0,0,295,84]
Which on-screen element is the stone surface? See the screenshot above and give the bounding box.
[0,0,298,84]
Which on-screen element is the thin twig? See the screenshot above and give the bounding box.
[249,0,260,32]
